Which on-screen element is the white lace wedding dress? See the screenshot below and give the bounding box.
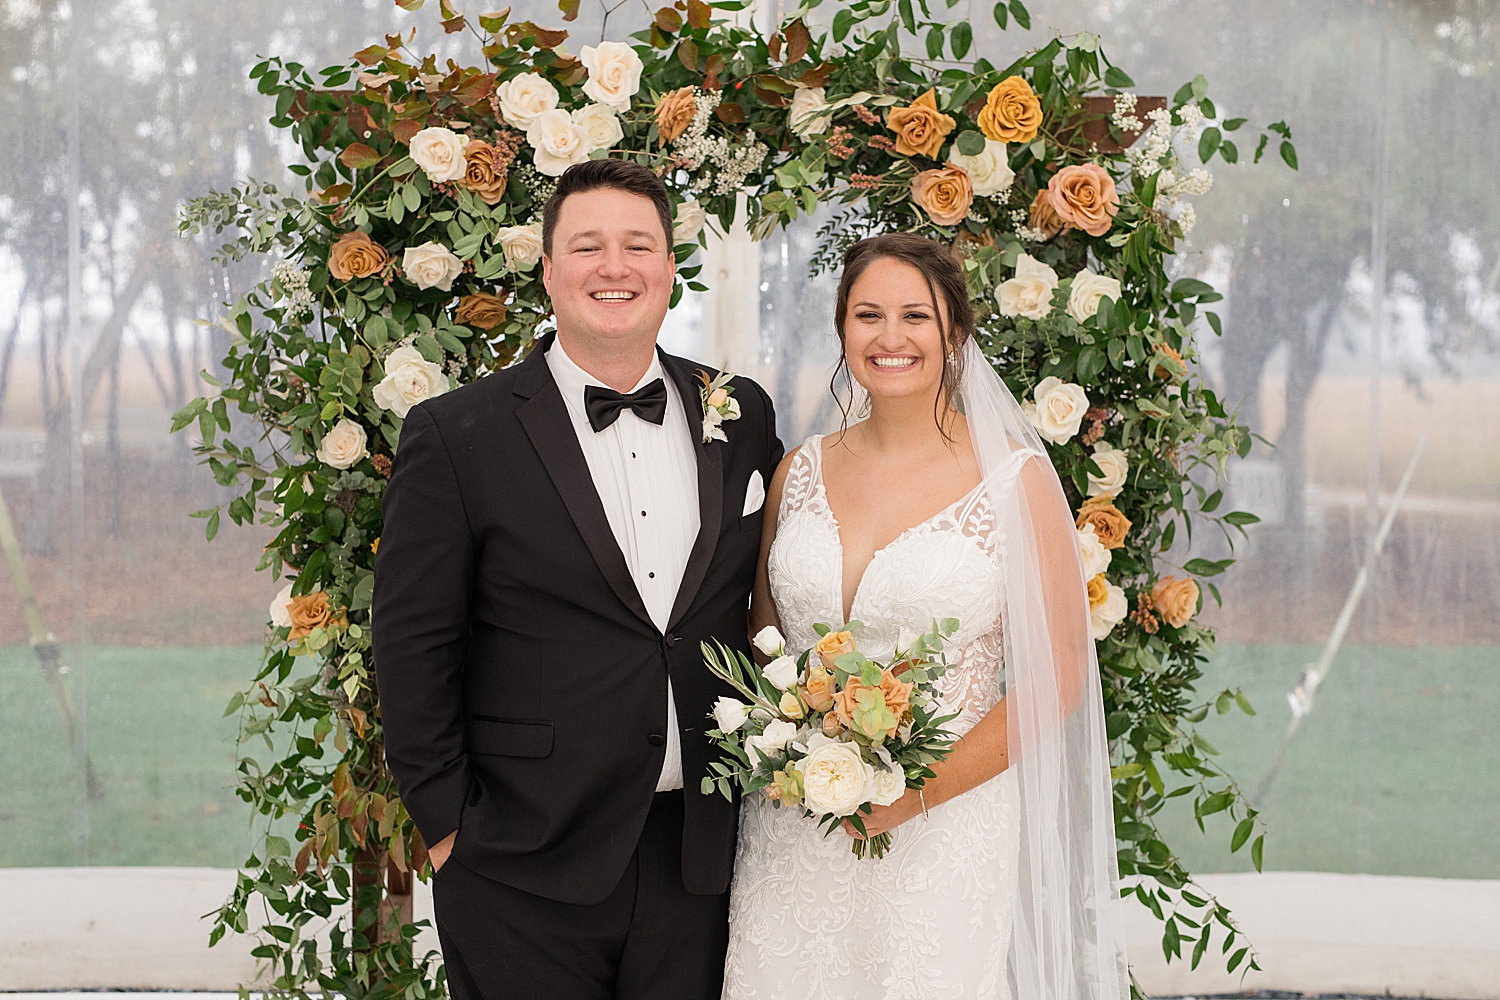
[723,434,1024,1000]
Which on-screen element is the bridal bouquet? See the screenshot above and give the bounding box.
[701,619,960,859]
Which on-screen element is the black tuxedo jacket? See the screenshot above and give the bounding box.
[372,332,783,905]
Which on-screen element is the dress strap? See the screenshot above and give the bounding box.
[778,434,824,517]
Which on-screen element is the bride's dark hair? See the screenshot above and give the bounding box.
[831,232,975,438]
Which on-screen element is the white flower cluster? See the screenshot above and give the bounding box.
[672,89,769,198]
[272,261,315,322]
[1125,106,1175,176]
[1110,92,1143,133]
[1126,105,1215,238]
[513,163,557,206]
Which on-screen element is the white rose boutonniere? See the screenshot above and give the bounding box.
[697,369,741,443]
[408,126,469,183]
[373,345,449,418]
[580,41,643,112]
[316,418,369,470]
[1027,376,1091,444]
[526,108,591,177]
[996,253,1060,320]
[789,86,833,136]
[947,137,1014,197]
[1067,270,1122,323]
[494,72,559,128]
[401,241,463,292]
[1086,440,1129,499]
[571,103,623,151]
[496,222,544,271]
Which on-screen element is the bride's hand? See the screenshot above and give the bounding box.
[841,789,924,841]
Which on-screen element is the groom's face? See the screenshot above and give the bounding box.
[542,187,675,350]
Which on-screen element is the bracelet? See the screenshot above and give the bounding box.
[918,788,930,819]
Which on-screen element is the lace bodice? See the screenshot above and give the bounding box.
[766,435,1008,732]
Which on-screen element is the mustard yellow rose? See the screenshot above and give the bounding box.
[328,231,388,281]
[886,89,956,158]
[978,76,1042,144]
[1076,499,1132,550]
[813,630,855,668]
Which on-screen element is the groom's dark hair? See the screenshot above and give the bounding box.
[542,159,675,258]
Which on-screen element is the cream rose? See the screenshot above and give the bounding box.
[752,625,786,658]
[401,241,463,292]
[1086,440,1129,499]
[494,72,559,128]
[497,222,544,270]
[800,739,875,817]
[408,126,469,183]
[1027,375,1090,444]
[269,582,294,628]
[996,253,1059,321]
[746,719,798,764]
[947,137,1014,197]
[712,696,749,734]
[1090,581,1129,640]
[580,41,643,112]
[763,654,799,691]
[316,418,369,470]
[673,200,708,245]
[527,109,591,177]
[373,345,449,418]
[789,86,832,137]
[1077,523,1112,580]
[867,766,907,807]
[571,103,623,151]
[1067,270,1122,323]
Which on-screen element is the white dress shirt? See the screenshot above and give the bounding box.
[546,338,700,791]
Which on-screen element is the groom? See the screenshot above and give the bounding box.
[373,158,782,1000]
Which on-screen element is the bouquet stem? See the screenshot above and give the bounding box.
[851,832,893,860]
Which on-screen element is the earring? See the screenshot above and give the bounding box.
[946,350,957,364]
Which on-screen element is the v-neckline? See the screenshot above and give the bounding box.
[811,436,983,625]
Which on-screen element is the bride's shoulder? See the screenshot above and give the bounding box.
[768,434,825,506]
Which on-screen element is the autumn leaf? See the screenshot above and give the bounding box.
[339,143,382,169]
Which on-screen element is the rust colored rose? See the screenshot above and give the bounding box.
[832,669,914,740]
[287,591,346,640]
[655,86,697,144]
[328,231,389,281]
[456,292,508,330]
[978,76,1042,144]
[1046,163,1120,237]
[1151,576,1200,629]
[1028,188,1064,239]
[813,629,856,668]
[459,140,508,205]
[911,166,974,227]
[1076,499,1133,550]
[886,89,956,158]
[800,664,837,713]
[1086,574,1109,610]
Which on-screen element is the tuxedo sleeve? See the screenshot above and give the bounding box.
[755,379,785,476]
[372,403,476,848]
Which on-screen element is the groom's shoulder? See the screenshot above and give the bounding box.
[411,356,532,430]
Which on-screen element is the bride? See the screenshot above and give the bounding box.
[722,233,1129,999]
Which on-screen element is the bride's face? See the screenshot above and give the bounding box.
[842,256,950,403]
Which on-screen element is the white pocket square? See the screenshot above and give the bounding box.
[742,470,766,517]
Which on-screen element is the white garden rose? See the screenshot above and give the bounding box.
[269,582,294,628]
[494,72,559,128]
[497,222,544,270]
[746,719,798,764]
[373,345,449,418]
[526,108,591,177]
[947,137,1014,197]
[1067,270,1123,322]
[788,86,832,136]
[712,696,749,734]
[763,655,799,691]
[1086,440,1129,499]
[996,253,1059,320]
[401,241,463,292]
[580,41,643,112]
[800,739,875,817]
[1090,580,1129,640]
[408,126,469,183]
[1077,523,1113,580]
[752,625,786,657]
[673,200,708,245]
[1027,376,1090,444]
[867,766,907,807]
[315,418,368,470]
[571,103,623,151]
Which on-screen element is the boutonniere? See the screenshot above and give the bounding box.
[696,370,741,444]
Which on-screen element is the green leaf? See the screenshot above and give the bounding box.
[1184,557,1233,577]
[1103,66,1134,88]
[1251,833,1265,871]
[1205,311,1223,337]
[1219,139,1239,163]
[1199,790,1233,815]
[1197,126,1221,164]
[205,509,221,542]
[1223,510,1260,527]
[926,26,944,59]
[898,0,915,32]
[1227,946,1248,973]
[992,1,1008,27]
[833,7,856,41]
[1223,116,1247,131]
[1008,0,1030,29]
[1201,489,1223,513]
[266,835,291,857]
[1280,140,1299,170]
[956,130,987,156]
[951,20,972,58]
[1234,690,1256,715]
[1231,817,1254,852]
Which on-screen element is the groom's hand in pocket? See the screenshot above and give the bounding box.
[428,830,457,872]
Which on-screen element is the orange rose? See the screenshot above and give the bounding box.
[1086,574,1110,610]
[655,85,697,144]
[459,140,508,205]
[287,591,346,640]
[455,292,508,330]
[800,664,837,713]
[911,166,974,226]
[978,76,1042,144]
[832,669,914,740]
[1151,576,1200,629]
[886,89,956,158]
[813,630,856,668]
[1076,499,1132,550]
[1028,188,1064,239]
[328,231,389,281]
[1046,163,1119,238]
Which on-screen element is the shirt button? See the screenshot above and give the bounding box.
[648,571,656,579]
[640,510,647,517]
[647,733,666,746]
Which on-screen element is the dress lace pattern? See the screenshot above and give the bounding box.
[724,436,1021,1000]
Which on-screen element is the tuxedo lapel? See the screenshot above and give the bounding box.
[514,339,655,632]
[661,351,724,630]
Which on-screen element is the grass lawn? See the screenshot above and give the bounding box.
[1,643,1497,877]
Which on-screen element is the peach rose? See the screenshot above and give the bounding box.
[800,664,837,713]
[459,140,508,205]
[1152,576,1200,629]
[287,591,346,640]
[1086,573,1110,610]
[328,231,388,281]
[886,89,956,158]
[978,76,1042,144]
[1046,164,1119,238]
[456,292,507,330]
[833,670,914,740]
[911,166,974,226]
[1077,499,1132,550]
[1029,188,1064,239]
[814,630,856,668]
[656,86,697,144]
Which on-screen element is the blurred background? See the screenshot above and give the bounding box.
[0,0,1496,986]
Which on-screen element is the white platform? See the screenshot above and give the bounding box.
[1,867,1497,997]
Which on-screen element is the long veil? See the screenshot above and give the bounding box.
[960,337,1131,999]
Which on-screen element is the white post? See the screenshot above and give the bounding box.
[698,192,763,377]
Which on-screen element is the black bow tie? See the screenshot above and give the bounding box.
[584,378,669,432]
